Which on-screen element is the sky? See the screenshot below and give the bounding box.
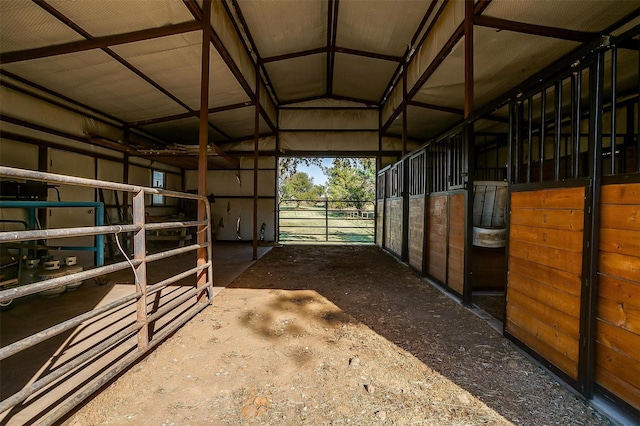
[296,158,332,187]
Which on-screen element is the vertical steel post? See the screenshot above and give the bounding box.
[96,203,104,267]
[133,190,148,351]
[197,0,212,301]
[555,82,562,181]
[253,64,260,260]
[579,52,604,398]
[325,199,329,242]
[610,47,617,175]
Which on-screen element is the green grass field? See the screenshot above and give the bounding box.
[279,205,374,243]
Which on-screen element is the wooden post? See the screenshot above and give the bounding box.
[197,0,212,301]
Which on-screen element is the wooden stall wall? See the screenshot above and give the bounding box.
[408,197,425,272]
[447,193,465,295]
[426,195,448,283]
[595,183,640,411]
[506,186,585,380]
[384,198,392,250]
[387,198,403,257]
[376,199,384,247]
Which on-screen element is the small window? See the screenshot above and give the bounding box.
[152,170,165,205]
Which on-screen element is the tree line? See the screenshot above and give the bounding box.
[279,158,375,208]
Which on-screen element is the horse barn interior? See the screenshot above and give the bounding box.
[1,0,640,424]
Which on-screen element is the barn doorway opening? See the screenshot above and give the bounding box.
[277,157,376,243]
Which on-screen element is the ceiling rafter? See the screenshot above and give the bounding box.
[409,101,463,115]
[327,0,340,96]
[33,1,194,125]
[261,47,327,64]
[379,0,442,105]
[474,15,598,43]
[226,0,280,106]
[326,0,335,98]
[381,0,497,132]
[130,102,253,127]
[182,0,277,133]
[0,21,201,65]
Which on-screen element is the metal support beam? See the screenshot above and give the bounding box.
[474,15,598,43]
[0,21,201,65]
[197,0,212,302]
[132,190,148,351]
[253,64,261,261]
[464,0,474,119]
[327,0,340,96]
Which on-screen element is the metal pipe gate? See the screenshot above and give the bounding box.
[0,166,214,425]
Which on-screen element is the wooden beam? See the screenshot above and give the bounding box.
[474,15,598,43]
[0,21,201,64]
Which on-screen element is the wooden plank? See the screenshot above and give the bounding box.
[506,314,579,379]
[507,303,580,362]
[428,254,446,283]
[601,183,640,205]
[595,366,640,411]
[448,246,464,268]
[511,186,585,210]
[508,287,580,339]
[509,240,582,276]
[596,319,640,366]
[600,205,640,231]
[598,275,640,310]
[509,208,584,231]
[597,296,640,335]
[508,271,581,317]
[596,343,640,401]
[448,225,464,250]
[449,193,465,228]
[599,251,640,284]
[599,228,640,257]
[510,224,583,252]
[509,255,581,296]
[428,223,447,239]
[448,269,464,294]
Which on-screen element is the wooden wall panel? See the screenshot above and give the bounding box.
[376,200,384,247]
[596,183,640,411]
[388,198,403,256]
[506,186,585,380]
[427,195,447,283]
[384,199,391,250]
[448,193,465,294]
[408,197,425,272]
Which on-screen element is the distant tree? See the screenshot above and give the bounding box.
[280,172,325,205]
[278,157,323,200]
[324,158,375,208]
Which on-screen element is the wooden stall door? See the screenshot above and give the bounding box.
[596,183,640,411]
[376,199,384,247]
[426,195,447,283]
[408,197,425,272]
[447,193,465,294]
[506,186,585,379]
[387,198,403,257]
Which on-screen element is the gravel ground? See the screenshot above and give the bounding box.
[66,245,610,425]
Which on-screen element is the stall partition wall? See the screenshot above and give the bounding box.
[596,183,640,411]
[506,185,586,380]
[408,151,426,273]
[501,35,640,413]
[383,162,403,258]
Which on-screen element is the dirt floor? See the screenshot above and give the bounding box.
[65,245,610,425]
